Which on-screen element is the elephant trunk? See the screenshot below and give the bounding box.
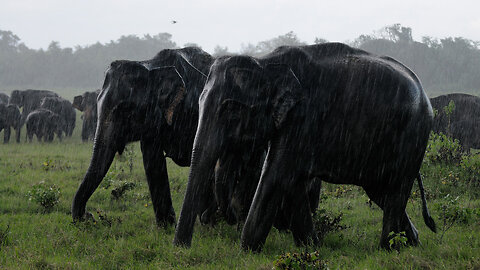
[72,122,116,221]
[174,125,220,247]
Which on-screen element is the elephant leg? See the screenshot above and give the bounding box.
[140,138,175,227]
[15,125,21,143]
[364,178,418,249]
[81,120,88,142]
[27,129,33,142]
[4,126,10,143]
[241,147,287,252]
[307,177,322,213]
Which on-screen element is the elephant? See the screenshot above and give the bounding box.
[9,89,59,142]
[0,93,8,104]
[72,90,99,142]
[174,43,437,252]
[40,96,76,137]
[430,93,480,150]
[0,103,22,143]
[26,108,64,142]
[71,47,215,227]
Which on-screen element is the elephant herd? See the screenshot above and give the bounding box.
[0,89,98,143]
[4,43,480,253]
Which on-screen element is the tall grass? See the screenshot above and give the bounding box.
[0,125,479,269]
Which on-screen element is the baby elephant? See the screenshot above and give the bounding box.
[26,109,64,142]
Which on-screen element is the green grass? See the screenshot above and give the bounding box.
[0,126,479,269]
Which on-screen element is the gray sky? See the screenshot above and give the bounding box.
[1,0,479,53]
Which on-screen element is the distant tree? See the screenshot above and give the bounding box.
[213,45,231,57]
[240,43,260,56]
[183,42,201,49]
[256,31,306,55]
[314,37,328,44]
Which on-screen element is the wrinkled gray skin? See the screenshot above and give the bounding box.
[174,43,436,251]
[26,108,64,142]
[0,103,22,143]
[73,90,99,142]
[211,146,322,229]
[71,47,215,227]
[9,89,59,142]
[430,93,480,150]
[40,96,76,137]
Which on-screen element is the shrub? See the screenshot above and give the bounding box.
[425,132,463,164]
[460,154,480,186]
[312,208,347,241]
[111,181,136,200]
[273,251,328,270]
[41,158,55,171]
[435,194,477,241]
[388,231,408,251]
[27,181,60,210]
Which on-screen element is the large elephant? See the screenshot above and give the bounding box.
[430,93,480,150]
[0,93,8,104]
[71,47,215,227]
[26,108,64,142]
[9,89,59,142]
[174,43,436,251]
[40,96,76,137]
[0,103,22,143]
[73,90,99,142]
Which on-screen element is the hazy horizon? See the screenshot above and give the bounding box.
[2,0,480,54]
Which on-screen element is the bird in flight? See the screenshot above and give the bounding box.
[171,20,177,24]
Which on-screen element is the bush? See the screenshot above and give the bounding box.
[273,251,328,270]
[425,132,463,164]
[312,208,347,241]
[111,181,136,200]
[460,154,480,186]
[435,194,478,241]
[388,231,408,251]
[27,181,60,210]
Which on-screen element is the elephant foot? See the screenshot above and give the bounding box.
[380,211,419,250]
[72,210,96,223]
[155,207,176,228]
[200,204,218,226]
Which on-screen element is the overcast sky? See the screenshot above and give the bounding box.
[1,0,479,53]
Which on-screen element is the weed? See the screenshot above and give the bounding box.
[388,231,408,251]
[27,181,60,211]
[273,251,328,270]
[111,181,136,200]
[460,154,480,186]
[41,158,55,171]
[312,208,347,241]
[0,225,10,250]
[436,194,476,242]
[425,132,462,164]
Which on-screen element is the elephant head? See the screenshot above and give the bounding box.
[71,60,190,223]
[73,91,99,141]
[174,56,303,246]
[0,93,8,104]
[9,90,24,107]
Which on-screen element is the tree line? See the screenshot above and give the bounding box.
[1,24,479,97]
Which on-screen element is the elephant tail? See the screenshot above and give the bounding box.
[416,173,436,233]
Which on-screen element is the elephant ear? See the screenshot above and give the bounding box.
[265,64,303,129]
[148,66,187,126]
[73,95,85,111]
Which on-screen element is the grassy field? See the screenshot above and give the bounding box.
[0,124,479,269]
